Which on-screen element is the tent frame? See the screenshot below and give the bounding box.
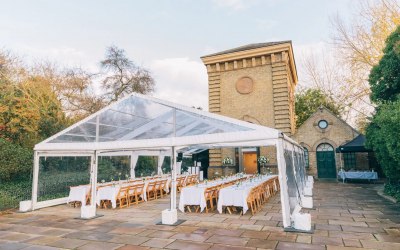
[30,93,311,231]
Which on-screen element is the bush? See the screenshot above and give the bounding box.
[0,138,33,182]
[366,101,400,182]
[0,179,32,210]
[384,182,400,202]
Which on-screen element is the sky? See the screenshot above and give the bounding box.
[0,0,358,110]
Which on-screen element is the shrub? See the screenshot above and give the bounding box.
[384,182,400,202]
[366,101,400,183]
[0,138,33,182]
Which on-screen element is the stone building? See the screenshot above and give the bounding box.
[201,41,297,177]
[292,107,372,178]
[200,41,378,179]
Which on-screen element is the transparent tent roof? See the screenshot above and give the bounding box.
[48,94,253,143]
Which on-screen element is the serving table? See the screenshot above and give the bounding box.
[338,170,378,183]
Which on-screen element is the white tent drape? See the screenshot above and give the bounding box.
[158,155,165,175]
[130,153,139,179]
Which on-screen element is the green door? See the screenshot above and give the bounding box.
[316,143,336,178]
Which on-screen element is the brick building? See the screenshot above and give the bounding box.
[201,41,297,177]
[201,41,375,179]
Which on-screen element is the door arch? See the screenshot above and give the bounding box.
[316,143,336,178]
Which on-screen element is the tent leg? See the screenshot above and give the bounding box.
[171,147,177,210]
[162,147,177,225]
[81,152,97,219]
[31,151,39,211]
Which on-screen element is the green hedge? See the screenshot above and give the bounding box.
[384,182,400,202]
[0,180,32,210]
[0,138,33,182]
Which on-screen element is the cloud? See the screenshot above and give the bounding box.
[150,58,209,110]
[211,0,255,11]
[7,45,98,71]
[256,19,277,31]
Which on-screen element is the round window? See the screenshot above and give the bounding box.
[318,120,328,129]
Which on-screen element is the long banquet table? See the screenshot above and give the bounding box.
[217,175,278,214]
[68,174,192,208]
[178,175,249,213]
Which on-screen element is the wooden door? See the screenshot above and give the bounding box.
[243,153,257,174]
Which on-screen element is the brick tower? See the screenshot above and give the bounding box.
[201,41,298,176]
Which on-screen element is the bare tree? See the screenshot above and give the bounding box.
[100,46,155,103]
[300,0,400,128]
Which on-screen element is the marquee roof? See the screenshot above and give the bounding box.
[35,93,296,152]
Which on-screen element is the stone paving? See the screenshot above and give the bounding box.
[0,181,399,250]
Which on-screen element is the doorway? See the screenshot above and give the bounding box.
[316,143,336,178]
[243,152,257,174]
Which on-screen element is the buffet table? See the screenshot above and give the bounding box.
[338,170,378,182]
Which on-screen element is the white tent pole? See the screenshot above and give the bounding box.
[31,151,40,210]
[80,151,98,219]
[170,146,177,210]
[276,138,291,228]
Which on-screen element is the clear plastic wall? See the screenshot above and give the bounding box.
[284,149,300,215]
[98,156,130,182]
[37,156,90,202]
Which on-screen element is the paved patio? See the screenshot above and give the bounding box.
[0,181,399,250]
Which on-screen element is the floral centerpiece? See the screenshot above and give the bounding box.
[222,156,233,166]
[258,155,270,174]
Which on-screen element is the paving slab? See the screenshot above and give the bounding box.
[165,240,212,250]
[1,181,400,249]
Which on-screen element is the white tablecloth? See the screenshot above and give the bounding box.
[338,171,378,181]
[96,186,120,208]
[67,185,89,205]
[217,175,278,214]
[178,175,248,213]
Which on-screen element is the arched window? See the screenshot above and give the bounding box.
[316,143,334,152]
[304,148,309,168]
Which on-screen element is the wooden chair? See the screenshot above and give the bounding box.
[128,183,145,205]
[158,179,167,198]
[177,177,185,192]
[116,187,129,208]
[154,181,163,198]
[246,188,257,215]
[205,187,217,213]
[146,182,157,200]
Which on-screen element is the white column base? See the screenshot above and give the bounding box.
[293,211,312,231]
[304,186,313,196]
[162,209,178,225]
[80,205,96,219]
[301,195,313,209]
[19,200,32,212]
